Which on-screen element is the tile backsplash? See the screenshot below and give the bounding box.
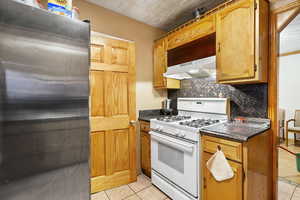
[168,78,268,118]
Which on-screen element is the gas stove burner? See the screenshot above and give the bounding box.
[179,119,220,128]
[156,115,192,122]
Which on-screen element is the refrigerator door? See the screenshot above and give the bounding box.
[0,1,90,200]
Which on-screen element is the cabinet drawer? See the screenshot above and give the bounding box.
[202,136,242,162]
[140,121,150,132]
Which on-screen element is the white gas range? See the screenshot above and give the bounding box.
[150,98,229,200]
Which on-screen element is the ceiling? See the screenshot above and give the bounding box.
[280,13,300,54]
[86,0,227,31]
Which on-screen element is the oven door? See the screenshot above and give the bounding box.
[150,131,198,197]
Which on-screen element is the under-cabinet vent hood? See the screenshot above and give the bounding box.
[164,56,216,80]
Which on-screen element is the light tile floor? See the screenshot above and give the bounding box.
[278,179,300,200]
[91,175,170,200]
[279,142,300,184]
[91,174,300,200]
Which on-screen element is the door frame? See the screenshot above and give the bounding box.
[269,1,300,199]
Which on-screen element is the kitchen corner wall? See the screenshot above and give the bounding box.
[168,78,268,118]
[74,0,167,112]
[40,0,167,112]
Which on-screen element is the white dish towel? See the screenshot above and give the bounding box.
[206,150,234,182]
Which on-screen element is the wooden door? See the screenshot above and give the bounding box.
[203,153,243,200]
[153,38,166,88]
[90,32,136,193]
[216,0,256,82]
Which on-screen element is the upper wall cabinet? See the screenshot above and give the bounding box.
[153,0,269,88]
[153,14,216,89]
[167,15,216,50]
[216,0,269,84]
[153,38,180,89]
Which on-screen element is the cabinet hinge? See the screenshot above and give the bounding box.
[243,169,246,181]
[254,1,258,10]
[254,64,258,72]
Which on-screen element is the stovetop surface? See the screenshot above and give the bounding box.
[152,115,225,129]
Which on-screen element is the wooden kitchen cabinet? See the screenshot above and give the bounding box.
[202,132,272,200]
[153,38,180,89]
[216,0,269,84]
[140,121,151,177]
[167,15,216,50]
[203,152,243,200]
[153,0,269,85]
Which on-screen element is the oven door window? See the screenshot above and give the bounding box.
[158,142,184,173]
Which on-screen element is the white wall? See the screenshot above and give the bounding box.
[279,54,300,122]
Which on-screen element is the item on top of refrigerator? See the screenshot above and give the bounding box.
[15,0,40,8]
[48,0,72,17]
[72,7,80,19]
[35,0,44,9]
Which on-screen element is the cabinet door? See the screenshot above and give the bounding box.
[141,131,151,177]
[167,15,216,50]
[216,0,256,82]
[203,152,243,200]
[153,38,166,88]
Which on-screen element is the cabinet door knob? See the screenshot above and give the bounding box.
[218,42,221,52]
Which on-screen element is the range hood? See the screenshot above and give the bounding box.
[164,56,216,80]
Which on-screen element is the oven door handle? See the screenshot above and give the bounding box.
[149,131,194,153]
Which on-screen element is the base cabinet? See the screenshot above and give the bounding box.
[201,132,272,200]
[140,121,151,177]
[203,152,243,200]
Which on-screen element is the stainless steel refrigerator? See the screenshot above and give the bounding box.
[0,1,90,199]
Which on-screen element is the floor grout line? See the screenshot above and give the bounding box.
[133,184,153,194]
[104,190,110,200]
[127,175,153,194]
[290,186,297,200]
[123,193,139,200]
[127,183,136,193]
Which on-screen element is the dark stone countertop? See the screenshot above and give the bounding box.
[138,115,162,122]
[138,109,174,122]
[200,121,270,142]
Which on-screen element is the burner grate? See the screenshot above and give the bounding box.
[156,115,191,122]
[179,119,220,128]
